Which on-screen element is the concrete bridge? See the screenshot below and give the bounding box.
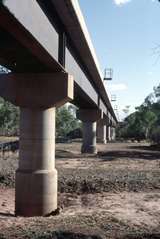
[0,0,117,216]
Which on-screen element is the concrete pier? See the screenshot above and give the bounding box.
[77,109,102,154]
[15,108,57,216]
[81,121,97,153]
[97,119,107,144]
[107,126,111,142]
[0,73,73,216]
[111,127,116,141]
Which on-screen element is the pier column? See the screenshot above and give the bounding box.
[110,127,116,141]
[107,126,111,142]
[97,119,107,144]
[0,72,73,216]
[77,109,102,154]
[82,121,97,153]
[15,107,57,216]
[113,127,116,141]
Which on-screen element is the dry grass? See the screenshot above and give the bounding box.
[0,141,160,238]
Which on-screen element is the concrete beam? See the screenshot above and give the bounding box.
[0,73,74,108]
[49,0,117,123]
[0,0,62,71]
[77,109,103,122]
[66,47,98,107]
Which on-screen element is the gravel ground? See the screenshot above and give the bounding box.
[0,141,160,238]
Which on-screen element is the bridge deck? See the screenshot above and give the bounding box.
[0,0,117,124]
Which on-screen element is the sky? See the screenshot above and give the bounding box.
[79,0,160,120]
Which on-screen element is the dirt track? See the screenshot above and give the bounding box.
[0,141,160,238]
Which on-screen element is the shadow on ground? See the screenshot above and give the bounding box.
[56,146,160,161]
[120,233,160,239]
[0,231,103,239]
[45,232,103,239]
[56,150,97,159]
[56,150,77,159]
[1,231,160,239]
[128,144,160,152]
[0,212,14,217]
[98,150,160,161]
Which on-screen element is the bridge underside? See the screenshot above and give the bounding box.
[0,1,117,120]
[0,0,117,217]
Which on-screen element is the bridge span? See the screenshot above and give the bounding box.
[0,0,117,216]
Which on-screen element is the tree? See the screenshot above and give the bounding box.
[0,96,81,138]
[117,86,159,142]
[0,97,20,135]
[56,105,80,138]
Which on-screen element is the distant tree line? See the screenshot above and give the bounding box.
[0,98,80,139]
[117,84,160,144]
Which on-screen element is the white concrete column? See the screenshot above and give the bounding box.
[81,121,97,154]
[15,107,57,216]
[111,127,116,141]
[107,126,111,142]
[113,127,116,141]
[77,109,102,154]
[97,120,107,144]
[0,73,74,217]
